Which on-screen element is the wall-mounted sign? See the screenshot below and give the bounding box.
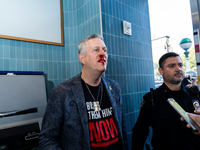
[123,21,132,36]
[0,0,64,46]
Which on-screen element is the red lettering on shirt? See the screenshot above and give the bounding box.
[99,120,109,141]
[89,122,101,142]
[106,118,118,138]
[89,118,119,147]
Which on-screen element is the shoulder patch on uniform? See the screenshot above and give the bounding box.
[140,98,145,110]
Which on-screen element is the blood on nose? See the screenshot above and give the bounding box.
[99,54,104,59]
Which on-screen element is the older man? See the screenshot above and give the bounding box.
[39,34,128,150]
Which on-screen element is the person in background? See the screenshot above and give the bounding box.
[39,34,128,150]
[192,78,198,86]
[131,52,200,150]
[182,74,192,87]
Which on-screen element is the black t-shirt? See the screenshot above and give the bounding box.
[81,79,121,150]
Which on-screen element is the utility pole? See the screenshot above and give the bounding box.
[165,36,170,52]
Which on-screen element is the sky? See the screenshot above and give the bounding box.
[148,0,194,61]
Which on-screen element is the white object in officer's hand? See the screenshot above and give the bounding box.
[167,98,200,131]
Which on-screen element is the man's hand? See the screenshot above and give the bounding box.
[180,109,200,135]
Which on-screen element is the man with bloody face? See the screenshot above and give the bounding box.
[39,34,128,150]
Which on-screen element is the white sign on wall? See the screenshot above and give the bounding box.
[0,0,64,46]
[123,21,132,36]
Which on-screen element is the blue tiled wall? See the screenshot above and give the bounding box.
[101,0,154,149]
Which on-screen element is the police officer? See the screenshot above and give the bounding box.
[131,52,200,150]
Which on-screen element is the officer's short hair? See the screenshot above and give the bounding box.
[78,34,104,55]
[159,52,180,69]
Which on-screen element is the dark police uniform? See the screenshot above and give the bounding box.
[131,83,200,150]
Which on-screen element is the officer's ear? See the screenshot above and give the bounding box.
[158,67,163,76]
